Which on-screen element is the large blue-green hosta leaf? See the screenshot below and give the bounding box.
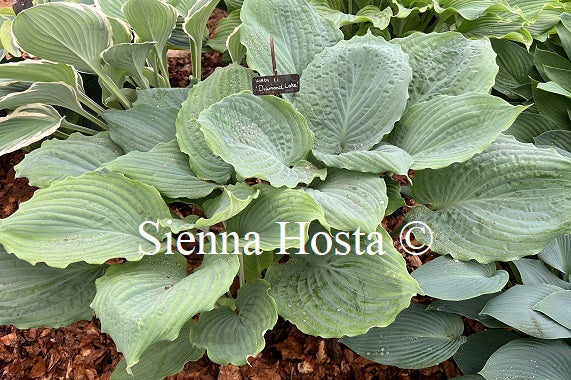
[0,247,105,329]
[0,172,171,268]
[0,105,63,156]
[388,94,526,169]
[391,32,498,105]
[294,33,411,175]
[491,39,534,99]
[195,183,259,228]
[92,254,239,370]
[538,234,571,274]
[433,0,512,20]
[265,227,421,338]
[15,132,124,188]
[427,294,506,328]
[513,258,571,289]
[305,169,387,233]
[0,60,82,90]
[177,64,256,183]
[100,140,220,200]
[505,112,561,143]
[340,304,467,369]
[198,92,325,188]
[532,289,571,329]
[480,339,571,380]
[189,280,277,365]
[481,284,571,339]
[12,3,111,74]
[409,136,571,263]
[241,0,342,76]
[412,256,509,301]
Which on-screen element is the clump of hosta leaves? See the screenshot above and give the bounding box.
[0,0,570,379]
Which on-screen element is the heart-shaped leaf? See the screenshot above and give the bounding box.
[195,183,259,228]
[103,42,156,89]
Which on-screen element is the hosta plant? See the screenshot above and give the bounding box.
[0,0,570,379]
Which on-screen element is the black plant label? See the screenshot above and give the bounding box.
[13,0,33,15]
[252,74,300,96]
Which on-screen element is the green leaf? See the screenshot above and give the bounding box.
[535,130,571,155]
[208,9,241,52]
[195,183,259,228]
[240,0,342,76]
[305,169,387,233]
[391,0,432,18]
[0,61,82,90]
[12,3,111,73]
[135,88,189,108]
[183,0,220,81]
[537,81,571,98]
[224,0,242,12]
[312,143,413,175]
[391,32,498,105]
[0,19,20,57]
[384,176,405,215]
[544,65,571,93]
[412,256,509,301]
[14,132,123,188]
[532,81,571,129]
[243,251,274,282]
[100,140,219,200]
[538,234,571,274]
[198,92,325,188]
[103,42,156,89]
[505,112,561,143]
[491,39,534,98]
[189,280,277,365]
[0,105,63,156]
[0,247,105,329]
[266,227,421,338]
[532,290,571,329]
[409,136,571,263]
[480,284,571,339]
[227,24,246,63]
[95,0,128,20]
[0,172,172,268]
[176,64,256,183]
[480,339,571,380]
[388,94,526,170]
[427,294,507,328]
[105,104,179,152]
[110,322,204,380]
[225,185,327,251]
[92,254,239,369]
[452,330,519,375]
[456,13,533,48]
[340,304,467,369]
[309,1,391,30]
[513,258,571,290]
[434,0,512,20]
[294,34,411,156]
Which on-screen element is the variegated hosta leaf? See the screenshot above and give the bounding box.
[15,132,123,188]
[391,32,498,105]
[110,322,204,380]
[409,136,571,263]
[0,172,172,268]
[227,24,246,63]
[294,34,410,157]
[538,234,571,274]
[104,104,179,152]
[427,294,506,328]
[265,227,421,338]
[480,339,571,380]
[0,60,82,90]
[0,105,62,157]
[183,0,220,81]
[535,130,571,155]
[481,284,571,339]
[392,0,432,18]
[0,247,105,329]
[208,9,241,52]
[433,0,512,20]
[195,183,260,228]
[12,3,111,73]
[92,254,239,370]
[340,304,467,369]
[95,0,128,20]
[388,94,526,170]
[102,42,156,88]
[305,169,387,233]
[240,0,342,76]
[198,92,325,188]
[513,258,571,290]
[176,64,256,183]
[309,1,391,30]
[452,330,519,375]
[189,280,277,365]
[532,290,571,329]
[412,256,509,301]
[491,39,534,99]
[100,140,220,200]
[225,185,327,251]
[505,112,560,143]
[456,13,533,48]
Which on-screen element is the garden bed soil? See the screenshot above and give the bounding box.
[0,5,477,379]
